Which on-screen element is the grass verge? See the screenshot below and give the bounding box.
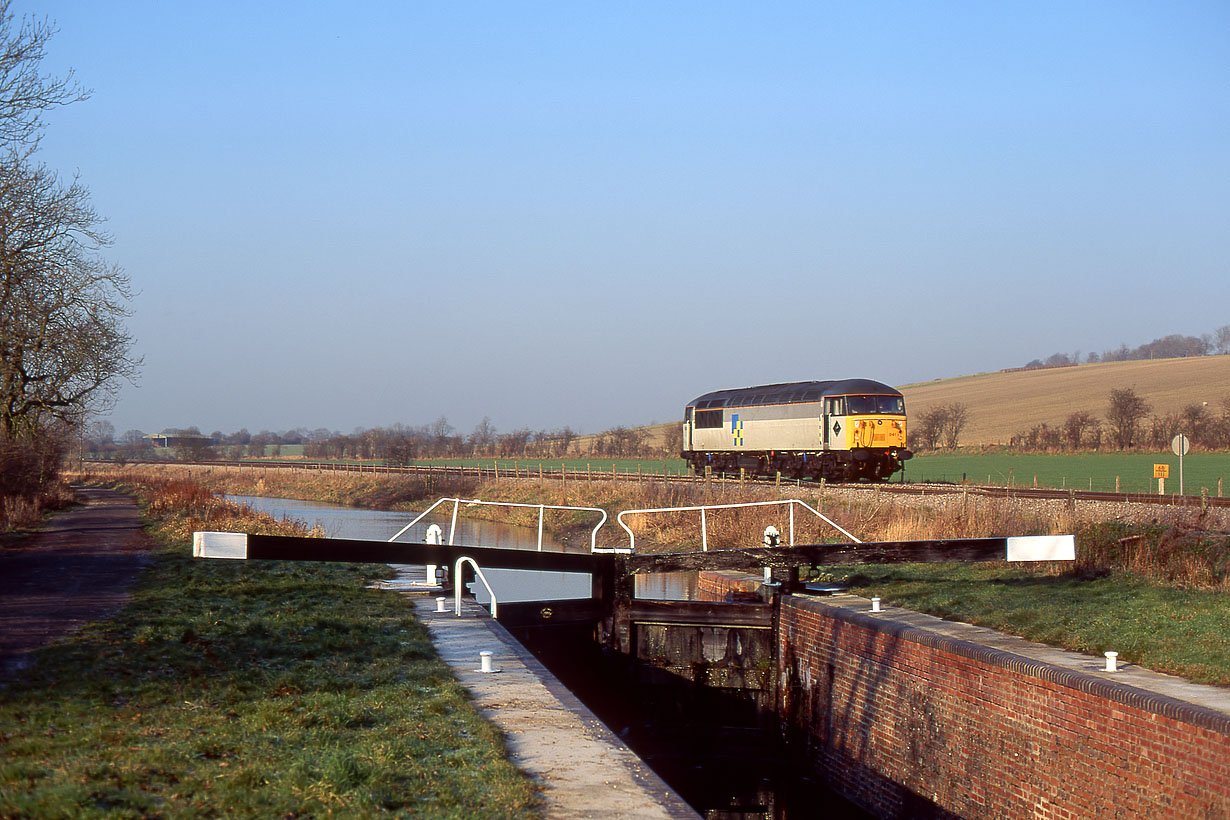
[0,485,539,819]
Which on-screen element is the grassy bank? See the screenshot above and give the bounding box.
[0,477,538,819]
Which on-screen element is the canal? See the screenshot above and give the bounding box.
[232,495,872,819]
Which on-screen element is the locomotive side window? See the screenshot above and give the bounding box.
[695,409,724,429]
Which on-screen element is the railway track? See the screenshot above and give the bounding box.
[85,459,1230,509]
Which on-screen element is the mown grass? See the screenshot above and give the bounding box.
[0,486,539,819]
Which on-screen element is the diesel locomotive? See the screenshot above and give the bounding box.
[681,379,912,482]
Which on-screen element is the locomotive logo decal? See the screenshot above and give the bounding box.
[731,414,744,446]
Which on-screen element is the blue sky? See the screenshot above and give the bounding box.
[23,1,1230,437]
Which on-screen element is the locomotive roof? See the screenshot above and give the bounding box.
[686,379,901,408]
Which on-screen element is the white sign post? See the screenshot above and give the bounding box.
[1171,434,1190,496]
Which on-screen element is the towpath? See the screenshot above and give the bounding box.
[0,487,154,680]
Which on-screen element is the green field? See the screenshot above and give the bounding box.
[407,453,1230,496]
[906,451,1230,495]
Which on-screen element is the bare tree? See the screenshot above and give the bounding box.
[468,417,496,455]
[1062,411,1098,450]
[1107,388,1151,449]
[940,402,970,449]
[1215,325,1230,356]
[0,4,135,441]
[912,406,949,451]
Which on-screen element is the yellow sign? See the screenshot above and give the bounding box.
[1154,464,1170,479]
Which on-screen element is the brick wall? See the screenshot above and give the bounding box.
[778,595,1230,820]
[696,569,763,602]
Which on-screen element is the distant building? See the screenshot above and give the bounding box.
[144,431,214,449]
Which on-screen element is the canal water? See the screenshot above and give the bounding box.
[230,495,870,819]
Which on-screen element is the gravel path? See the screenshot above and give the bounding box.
[0,487,154,681]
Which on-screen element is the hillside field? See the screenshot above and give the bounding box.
[899,356,1230,446]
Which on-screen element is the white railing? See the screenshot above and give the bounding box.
[616,498,860,553]
[453,557,498,617]
[386,497,608,552]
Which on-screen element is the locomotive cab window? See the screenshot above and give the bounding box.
[846,395,879,414]
[695,409,724,429]
[878,396,905,414]
[824,397,846,416]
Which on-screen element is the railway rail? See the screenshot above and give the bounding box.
[85,458,1230,509]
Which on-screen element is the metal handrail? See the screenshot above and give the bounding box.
[453,557,498,617]
[616,498,860,553]
[387,497,609,552]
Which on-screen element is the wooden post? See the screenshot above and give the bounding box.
[1116,475,1120,493]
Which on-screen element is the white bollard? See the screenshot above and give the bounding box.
[1105,651,1119,672]
[871,597,881,612]
[425,524,444,586]
[479,651,494,673]
[436,596,447,613]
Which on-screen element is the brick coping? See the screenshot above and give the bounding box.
[787,592,1230,735]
